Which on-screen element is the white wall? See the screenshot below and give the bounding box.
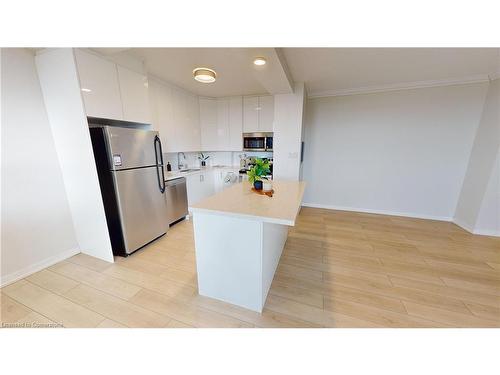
[273,82,305,181]
[35,48,114,262]
[454,78,500,232]
[302,83,488,220]
[475,152,500,235]
[1,48,79,286]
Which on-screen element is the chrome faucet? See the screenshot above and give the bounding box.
[177,152,186,170]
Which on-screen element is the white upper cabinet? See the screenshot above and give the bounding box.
[243,95,274,133]
[149,80,174,151]
[185,93,201,151]
[216,98,230,147]
[150,79,200,153]
[258,95,274,132]
[171,88,200,152]
[117,66,150,124]
[200,96,243,151]
[200,98,218,151]
[228,96,243,151]
[75,49,123,120]
[243,96,259,132]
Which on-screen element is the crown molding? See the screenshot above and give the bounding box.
[308,74,491,99]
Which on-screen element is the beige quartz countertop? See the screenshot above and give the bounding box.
[190,180,306,226]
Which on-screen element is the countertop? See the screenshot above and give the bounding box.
[164,165,240,181]
[190,180,306,226]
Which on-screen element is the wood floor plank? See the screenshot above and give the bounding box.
[265,294,381,328]
[165,319,194,328]
[63,284,171,328]
[191,295,321,328]
[324,296,447,327]
[1,293,33,323]
[49,261,141,300]
[464,301,500,322]
[403,301,499,328]
[2,281,105,327]
[102,264,196,301]
[129,289,253,328]
[389,276,500,308]
[16,311,59,327]
[97,319,127,328]
[269,281,324,308]
[441,277,500,296]
[26,269,80,295]
[66,253,113,272]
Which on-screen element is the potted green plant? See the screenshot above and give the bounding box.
[198,152,210,167]
[247,158,270,190]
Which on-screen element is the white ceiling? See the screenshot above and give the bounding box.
[128,48,277,97]
[283,48,499,96]
[120,48,499,97]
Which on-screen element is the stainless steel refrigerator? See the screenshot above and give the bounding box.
[89,125,169,256]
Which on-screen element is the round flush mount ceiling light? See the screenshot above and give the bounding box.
[193,67,217,83]
[253,57,267,66]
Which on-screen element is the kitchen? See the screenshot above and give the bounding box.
[2,3,499,374]
[3,46,500,327]
[2,45,499,333]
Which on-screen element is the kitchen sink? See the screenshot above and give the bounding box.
[179,168,201,173]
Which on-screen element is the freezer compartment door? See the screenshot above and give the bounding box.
[113,167,169,254]
[104,126,160,170]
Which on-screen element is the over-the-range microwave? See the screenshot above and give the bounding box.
[243,132,273,151]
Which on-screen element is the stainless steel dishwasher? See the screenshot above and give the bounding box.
[165,177,188,225]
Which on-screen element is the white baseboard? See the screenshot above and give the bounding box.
[0,248,80,288]
[452,217,476,234]
[301,202,453,222]
[453,218,500,237]
[471,228,500,237]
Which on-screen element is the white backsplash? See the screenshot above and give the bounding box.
[163,151,273,171]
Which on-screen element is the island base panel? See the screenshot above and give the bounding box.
[193,212,288,313]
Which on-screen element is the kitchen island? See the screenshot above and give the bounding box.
[190,180,306,312]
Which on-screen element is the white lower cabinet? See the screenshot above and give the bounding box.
[186,169,239,207]
[186,171,215,206]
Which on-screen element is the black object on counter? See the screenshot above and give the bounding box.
[166,162,172,171]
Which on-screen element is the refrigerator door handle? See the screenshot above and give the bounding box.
[154,135,166,194]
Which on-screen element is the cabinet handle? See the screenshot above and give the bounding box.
[200,174,204,182]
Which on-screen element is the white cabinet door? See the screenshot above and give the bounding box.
[213,169,224,193]
[199,171,215,198]
[187,172,216,206]
[229,96,243,151]
[173,89,200,152]
[258,95,274,132]
[75,49,123,120]
[243,96,259,133]
[216,98,230,150]
[186,173,202,206]
[152,81,200,153]
[117,66,150,124]
[149,80,176,152]
[171,88,187,151]
[200,98,217,151]
[186,94,201,151]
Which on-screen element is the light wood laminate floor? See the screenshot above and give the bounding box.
[2,207,499,328]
